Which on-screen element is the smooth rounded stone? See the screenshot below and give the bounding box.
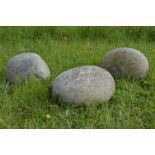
[100,47,149,79]
[52,66,115,105]
[7,53,51,83]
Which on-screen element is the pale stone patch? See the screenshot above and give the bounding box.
[100,47,149,79]
[6,53,51,83]
[52,66,115,105]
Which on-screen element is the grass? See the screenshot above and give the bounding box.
[0,26,155,128]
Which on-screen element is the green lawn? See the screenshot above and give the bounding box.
[0,26,155,128]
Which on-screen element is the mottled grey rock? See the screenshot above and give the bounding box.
[52,66,115,105]
[100,47,149,79]
[7,53,51,83]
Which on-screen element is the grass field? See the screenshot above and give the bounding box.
[0,26,155,128]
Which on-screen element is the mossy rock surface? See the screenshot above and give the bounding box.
[100,47,149,79]
[52,66,115,105]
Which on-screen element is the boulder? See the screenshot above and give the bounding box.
[100,47,149,79]
[7,53,51,83]
[52,66,115,105]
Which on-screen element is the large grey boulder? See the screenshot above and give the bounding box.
[100,47,149,79]
[7,53,51,83]
[52,66,115,105]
